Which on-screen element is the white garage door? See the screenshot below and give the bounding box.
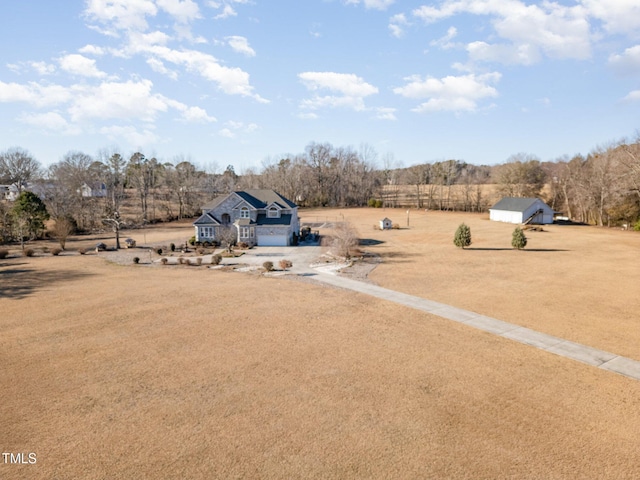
[257,235,288,246]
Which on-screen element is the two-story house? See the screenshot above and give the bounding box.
[193,189,300,246]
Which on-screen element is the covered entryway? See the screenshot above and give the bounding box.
[257,235,288,246]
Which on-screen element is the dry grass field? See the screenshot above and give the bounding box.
[2,210,640,479]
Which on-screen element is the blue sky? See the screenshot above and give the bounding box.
[1,0,639,171]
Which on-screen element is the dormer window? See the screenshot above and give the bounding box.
[267,207,279,218]
[240,207,250,219]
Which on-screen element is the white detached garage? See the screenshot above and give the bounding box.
[489,197,554,224]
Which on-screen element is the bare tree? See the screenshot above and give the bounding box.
[330,222,359,260]
[51,216,75,250]
[0,147,42,191]
[217,225,237,253]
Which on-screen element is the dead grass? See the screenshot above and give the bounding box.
[2,212,640,479]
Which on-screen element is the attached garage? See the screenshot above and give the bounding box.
[257,235,288,246]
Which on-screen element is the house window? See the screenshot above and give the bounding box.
[240,226,250,238]
[240,207,250,219]
[268,207,278,218]
[200,227,213,238]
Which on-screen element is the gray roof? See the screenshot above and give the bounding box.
[193,212,220,226]
[235,189,297,209]
[256,214,293,226]
[490,197,548,213]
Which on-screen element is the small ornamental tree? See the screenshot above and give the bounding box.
[512,227,528,250]
[453,223,472,249]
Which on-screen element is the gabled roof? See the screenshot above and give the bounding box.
[193,212,221,226]
[490,197,549,213]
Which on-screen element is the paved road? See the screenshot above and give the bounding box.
[230,244,640,381]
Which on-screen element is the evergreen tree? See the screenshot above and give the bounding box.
[12,191,50,248]
[512,226,528,250]
[453,223,472,249]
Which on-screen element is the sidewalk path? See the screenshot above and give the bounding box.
[304,269,640,381]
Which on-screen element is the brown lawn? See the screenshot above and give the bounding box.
[1,211,640,479]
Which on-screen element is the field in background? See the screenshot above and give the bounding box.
[2,209,640,479]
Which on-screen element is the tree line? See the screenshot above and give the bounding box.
[1,135,640,245]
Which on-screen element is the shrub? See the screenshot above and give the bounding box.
[237,242,249,249]
[634,220,640,232]
[160,258,168,265]
[392,223,400,229]
[133,256,140,264]
[263,261,274,272]
[279,259,292,271]
[211,254,222,265]
[203,241,211,247]
[77,248,86,255]
[188,236,196,246]
[0,249,8,259]
[156,247,163,255]
[197,247,205,255]
[170,242,176,252]
[453,223,472,249]
[23,248,35,257]
[51,248,62,256]
[512,227,528,250]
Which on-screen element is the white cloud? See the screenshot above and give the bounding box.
[156,0,201,23]
[430,26,458,49]
[374,107,397,120]
[297,112,318,120]
[0,81,72,107]
[18,112,82,135]
[344,0,395,10]
[219,127,235,138]
[79,44,107,56]
[623,90,640,102]
[609,45,640,75]
[67,79,173,122]
[100,125,160,147]
[467,41,540,65]
[141,46,267,101]
[218,120,258,138]
[226,36,256,57]
[58,54,107,78]
[389,13,409,38]
[84,0,158,31]
[581,0,640,38]
[393,72,501,113]
[180,106,216,123]
[299,72,379,112]
[30,61,56,75]
[146,58,179,79]
[209,0,247,20]
[412,0,592,64]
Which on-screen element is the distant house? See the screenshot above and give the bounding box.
[489,197,554,224]
[0,184,20,201]
[379,217,393,230]
[193,189,300,246]
[80,182,107,198]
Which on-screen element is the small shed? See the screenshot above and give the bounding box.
[380,217,393,230]
[489,197,554,224]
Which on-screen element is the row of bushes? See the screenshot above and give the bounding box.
[453,224,529,250]
[262,259,293,271]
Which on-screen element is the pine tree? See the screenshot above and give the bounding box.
[512,227,528,250]
[453,223,472,249]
